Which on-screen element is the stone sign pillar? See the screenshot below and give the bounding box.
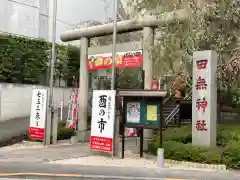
[192,50,217,147]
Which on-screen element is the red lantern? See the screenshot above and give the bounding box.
[151,78,159,90]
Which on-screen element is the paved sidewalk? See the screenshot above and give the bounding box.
[0,143,91,163]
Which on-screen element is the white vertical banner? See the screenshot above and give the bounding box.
[90,90,116,153]
[29,89,47,141]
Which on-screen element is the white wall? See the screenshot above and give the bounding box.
[0,83,72,122]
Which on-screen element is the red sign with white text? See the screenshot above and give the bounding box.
[88,50,142,70]
[29,127,45,140]
[90,136,113,152]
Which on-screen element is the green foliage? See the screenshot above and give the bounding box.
[117,68,142,89]
[223,141,240,169]
[130,0,240,88]
[93,68,142,90]
[163,124,240,146]
[164,124,191,143]
[0,34,79,85]
[149,140,222,164]
[149,124,240,169]
[57,125,74,140]
[64,45,80,86]
[219,88,240,108]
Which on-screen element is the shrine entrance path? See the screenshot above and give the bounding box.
[0,143,91,163]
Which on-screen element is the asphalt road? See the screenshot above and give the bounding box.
[0,162,239,180]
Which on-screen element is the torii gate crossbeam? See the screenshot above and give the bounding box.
[60,9,188,41]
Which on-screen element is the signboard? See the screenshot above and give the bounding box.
[90,90,116,153]
[125,101,160,128]
[29,89,47,140]
[88,50,142,70]
[66,89,78,129]
[126,102,140,123]
[192,50,217,147]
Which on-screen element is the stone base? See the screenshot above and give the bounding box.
[76,131,90,142]
[70,136,78,144]
[91,150,113,157]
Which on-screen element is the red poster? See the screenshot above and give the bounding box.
[29,127,44,140]
[90,136,113,152]
[88,50,142,70]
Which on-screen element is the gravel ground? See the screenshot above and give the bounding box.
[48,151,158,169]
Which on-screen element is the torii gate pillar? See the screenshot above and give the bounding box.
[142,27,154,148]
[77,37,89,141]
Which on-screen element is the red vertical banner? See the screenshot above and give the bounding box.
[66,89,78,129]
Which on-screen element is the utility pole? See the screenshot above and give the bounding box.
[110,0,118,90]
[110,0,119,157]
[45,0,58,145]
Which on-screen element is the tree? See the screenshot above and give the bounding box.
[129,0,240,91]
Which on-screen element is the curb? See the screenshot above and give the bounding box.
[0,172,180,180]
[164,159,227,171]
[144,153,227,171]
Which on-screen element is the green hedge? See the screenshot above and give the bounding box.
[0,34,79,85]
[57,122,74,140]
[218,88,240,108]
[149,139,222,164]
[149,125,240,169]
[163,124,240,146]
[57,127,74,140]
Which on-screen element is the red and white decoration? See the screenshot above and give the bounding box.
[29,89,47,141]
[90,90,116,153]
[151,78,159,90]
[88,50,142,70]
[125,128,137,137]
[66,89,78,129]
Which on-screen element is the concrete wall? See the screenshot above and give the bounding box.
[0,83,72,122]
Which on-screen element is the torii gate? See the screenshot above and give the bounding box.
[60,10,188,144]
